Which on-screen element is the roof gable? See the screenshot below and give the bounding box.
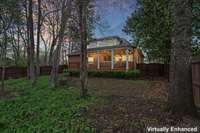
[88,36,132,50]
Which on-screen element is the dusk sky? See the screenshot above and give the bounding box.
[94,0,137,42]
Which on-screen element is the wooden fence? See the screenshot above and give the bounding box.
[69,62,169,75]
[136,63,169,77]
[192,57,200,108]
[1,62,200,108]
[0,65,67,80]
[136,62,200,108]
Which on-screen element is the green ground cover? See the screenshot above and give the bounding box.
[0,76,96,133]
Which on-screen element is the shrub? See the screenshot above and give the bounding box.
[69,70,80,77]
[125,69,141,78]
[63,69,70,76]
[67,69,141,79]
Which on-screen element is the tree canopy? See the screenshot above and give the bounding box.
[192,0,200,56]
[124,0,200,62]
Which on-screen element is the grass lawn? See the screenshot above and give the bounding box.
[0,76,96,133]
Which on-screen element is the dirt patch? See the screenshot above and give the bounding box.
[68,77,200,133]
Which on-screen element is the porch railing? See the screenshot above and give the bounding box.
[69,61,135,70]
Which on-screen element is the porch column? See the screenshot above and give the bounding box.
[97,51,100,69]
[126,48,129,71]
[111,49,115,70]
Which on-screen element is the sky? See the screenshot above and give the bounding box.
[94,0,137,42]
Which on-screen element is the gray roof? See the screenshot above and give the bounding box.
[88,36,133,50]
[90,36,131,44]
[69,36,134,56]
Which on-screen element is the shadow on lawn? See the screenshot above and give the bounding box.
[68,77,200,133]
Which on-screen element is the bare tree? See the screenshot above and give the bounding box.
[40,0,61,65]
[41,34,49,65]
[169,0,196,115]
[8,26,25,66]
[0,0,22,90]
[49,0,72,87]
[36,0,42,76]
[78,0,89,97]
[27,0,36,86]
[1,31,8,90]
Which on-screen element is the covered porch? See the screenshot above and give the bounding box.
[87,47,142,71]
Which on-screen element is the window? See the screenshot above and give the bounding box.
[88,57,94,64]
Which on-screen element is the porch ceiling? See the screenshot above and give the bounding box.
[88,47,134,55]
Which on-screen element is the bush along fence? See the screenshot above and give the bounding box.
[65,63,168,79]
[64,69,141,79]
[0,63,168,80]
[0,65,68,80]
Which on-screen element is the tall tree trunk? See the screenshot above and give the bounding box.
[48,36,57,65]
[27,0,36,87]
[36,0,42,76]
[78,0,89,97]
[1,31,7,90]
[169,0,196,115]
[49,0,71,87]
[16,27,20,66]
[25,0,31,79]
[48,16,57,66]
[41,34,48,65]
[18,26,28,59]
[1,66,5,90]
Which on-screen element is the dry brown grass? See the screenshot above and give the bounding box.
[68,77,200,133]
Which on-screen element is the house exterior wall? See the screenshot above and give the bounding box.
[68,55,80,63]
[68,55,80,69]
[68,36,143,71]
[68,48,143,71]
